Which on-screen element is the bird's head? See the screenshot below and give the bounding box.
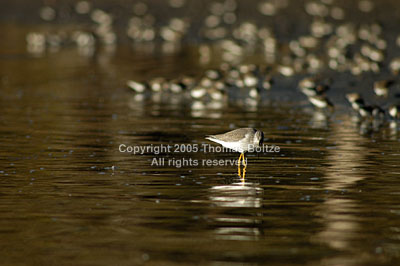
[254,130,264,148]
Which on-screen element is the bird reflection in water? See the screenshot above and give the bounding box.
[209,180,263,241]
[238,159,246,181]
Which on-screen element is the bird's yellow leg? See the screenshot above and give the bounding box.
[238,153,243,166]
[241,153,247,181]
[237,153,243,176]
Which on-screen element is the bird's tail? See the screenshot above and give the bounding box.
[205,135,215,140]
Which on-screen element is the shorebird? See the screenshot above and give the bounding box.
[389,105,400,119]
[346,93,365,111]
[373,80,394,97]
[308,95,334,110]
[299,76,330,97]
[205,128,264,173]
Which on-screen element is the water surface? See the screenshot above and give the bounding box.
[1,21,400,266]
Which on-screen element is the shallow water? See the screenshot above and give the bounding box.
[2,18,400,266]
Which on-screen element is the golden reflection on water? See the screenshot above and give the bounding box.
[311,116,378,265]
